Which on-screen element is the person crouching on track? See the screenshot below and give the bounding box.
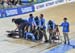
[25,25,36,41]
[12,18,30,38]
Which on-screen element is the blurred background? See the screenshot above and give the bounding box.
[0,0,50,9]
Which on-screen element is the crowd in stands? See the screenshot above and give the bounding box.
[0,0,50,9]
[0,0,33,9]
[0,0,22,9]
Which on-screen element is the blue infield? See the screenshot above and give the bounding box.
[46,40,75,53]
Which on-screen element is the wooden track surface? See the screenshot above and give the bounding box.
[0,2,75,53]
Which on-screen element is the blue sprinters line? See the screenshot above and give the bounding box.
[46,40,75,53]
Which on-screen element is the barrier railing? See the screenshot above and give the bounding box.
[0,5,35,18]
[0,0,75,18]
[34,0,66,11]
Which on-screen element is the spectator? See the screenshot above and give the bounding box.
[3,0,9,8]
[16,0,22,7]
[0,0,4,9]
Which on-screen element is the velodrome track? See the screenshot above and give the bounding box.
[0,2,75,53]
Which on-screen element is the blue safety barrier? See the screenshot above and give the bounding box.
[0,9,3,18]
[0,5,35,18]
[4,6,35,17]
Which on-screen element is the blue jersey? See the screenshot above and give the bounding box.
[28,17,36,26]
[40,18,46,29]
[28,17,34,24]
[40,18,45,26]
[47,20,56,30]
[61,22,69,32]
[47,20,53,30]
